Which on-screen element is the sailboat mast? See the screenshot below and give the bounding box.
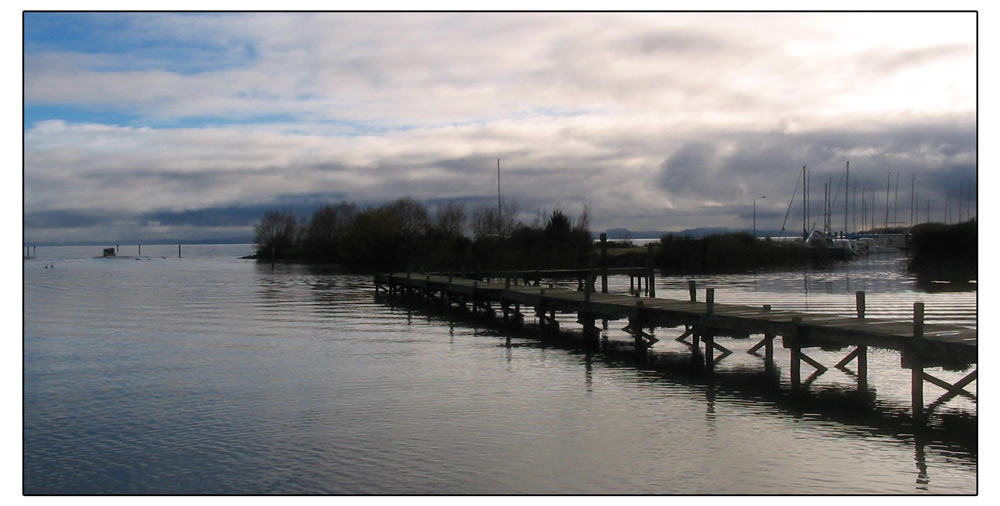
[802,166,807,237]
[497,158,502,237]
[844,162,849,234]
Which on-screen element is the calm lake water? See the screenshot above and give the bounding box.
[23,244,977,494]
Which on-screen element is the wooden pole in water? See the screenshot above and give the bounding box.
[600,233,608,293]
[790,316,803,391]
[856,291,866,319]
[858,345,868,391]
[912,363,925,422]
[706,288,714,316]
[646,244,655,297]
[704,330,714,370]
[689,280,697,302]
[178,244,182,258]
[913,302,925,338]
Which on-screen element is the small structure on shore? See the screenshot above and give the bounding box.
[103,248,116,257]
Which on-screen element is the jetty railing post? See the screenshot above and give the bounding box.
[689,280,697,302]
[706,288,714,316]
[856,291,866,319]
[600,233,608,293]
[913,302,925,338]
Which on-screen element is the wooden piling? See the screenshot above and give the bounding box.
[858,345,868,390]
[600,233,609,293]
[764,333,774,369]
[912,364,925,422]
[646,244,656,297]
[178,244,182,258]
[689,280,697,302]
[856,291,866,319]
[790,317,803,391]
[704,331,715,370]
[914,302,925,337]
[374,272,976,422]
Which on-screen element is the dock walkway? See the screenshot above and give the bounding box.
[374,272,976,422]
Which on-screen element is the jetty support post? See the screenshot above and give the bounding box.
[902,351,977,424]
[911,360,925,423]
[906,304,927,421]
[688,280,697,302]
[856,291,866,319]
[646,244,656,297]
[790,316,802,391]
[913,302,925,338]
[704,329,715,371]
[747,306,776,370]
[600,233,609,293]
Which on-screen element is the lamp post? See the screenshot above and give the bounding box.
[753,195,766,238]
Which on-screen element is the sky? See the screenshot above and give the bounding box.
[20,10,979,245]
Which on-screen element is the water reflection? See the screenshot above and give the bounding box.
[376,289,976,461]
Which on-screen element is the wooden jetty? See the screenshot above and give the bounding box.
[374,272,976,423]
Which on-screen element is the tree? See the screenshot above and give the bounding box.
[380,197,431,237]
[301,202,357,261]
[470,199,520,240]
[341,208,404,268]
[254,210,298,260]
[433,201,466,238]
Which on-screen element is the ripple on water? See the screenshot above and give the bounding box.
[23,250,976,494]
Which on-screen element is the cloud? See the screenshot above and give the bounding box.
[22,12,977,242]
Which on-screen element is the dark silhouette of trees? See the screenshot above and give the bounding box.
[254,210,298,260]
[433,201,466,238]
[252,196,595,272]
[299,202,357,261]
[470,199,520,240]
